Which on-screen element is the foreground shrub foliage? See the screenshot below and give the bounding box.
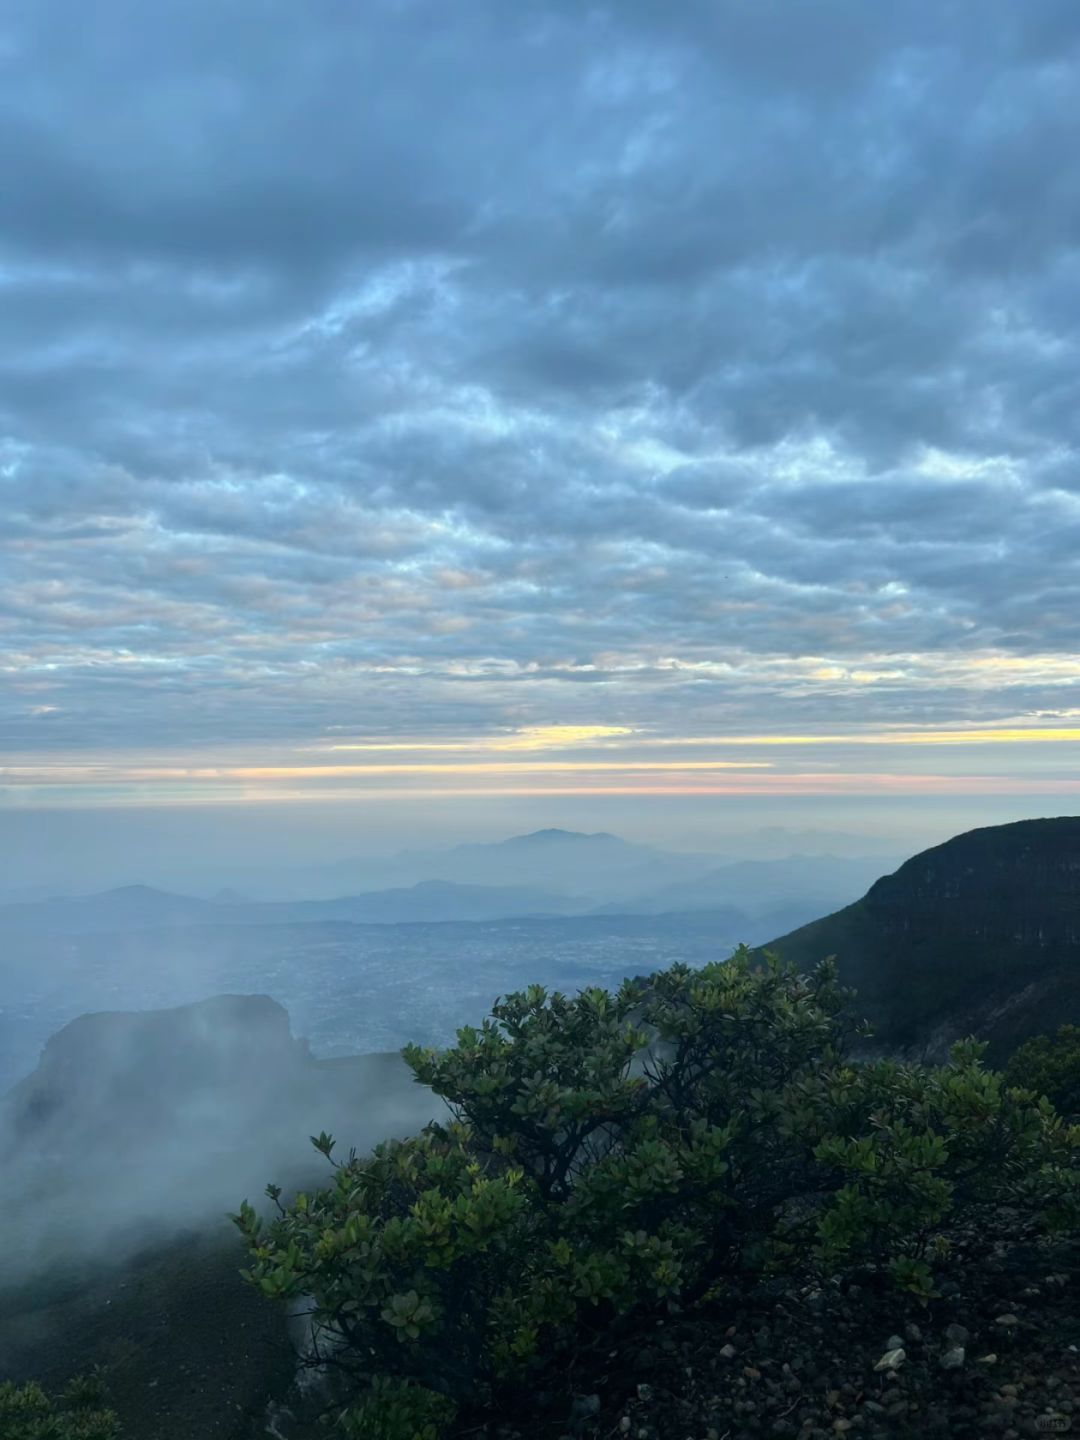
[0,1374,120,1440]
[235,950,1080,1437]
[1006,1024,1080,1118]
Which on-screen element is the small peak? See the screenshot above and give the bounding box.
[93,884,175,899]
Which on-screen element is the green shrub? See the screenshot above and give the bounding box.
[0,1373,120,1440]
[1005,1024,1080,1118]
[236,950,1080,1437]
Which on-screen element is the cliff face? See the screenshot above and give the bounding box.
[863,820,1080,946]
[761,817,1080,1058]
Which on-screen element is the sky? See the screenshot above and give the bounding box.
[2,0,1079,876]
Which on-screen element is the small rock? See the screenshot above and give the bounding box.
[905,1323,923,1344]
[945,1324,971,1346]
[995,1314,1020,1328]
[941,1345,966,1370]
[886,1334,905,1351]
[569,1394,600,1429]
[833,1421,852,1434]
[619,1419,631,1435]
[874,1348,906,1373]
[976,1354,998,1366]
[719,1344,737,1360]
[636,1384,653,1402]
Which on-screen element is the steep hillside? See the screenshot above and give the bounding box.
[761,816,1080,1057]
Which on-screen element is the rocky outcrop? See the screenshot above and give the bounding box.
[6,993,307,1146]
[0,994,435,1279]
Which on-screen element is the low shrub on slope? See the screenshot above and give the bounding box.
[0,1373,119,1440]
[235,949,1080,1438]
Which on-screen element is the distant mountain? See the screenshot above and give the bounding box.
[0,854,869,936]
[387,828,713,900]
[593,854,897,920]
[303,879,582,924]
[0,877,584,933]
[759,817,1080,1060]
[161,828,720,902]
[0,883,220,931]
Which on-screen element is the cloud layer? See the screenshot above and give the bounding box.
[2,0,1079,801]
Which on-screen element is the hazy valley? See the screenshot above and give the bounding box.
[0,830,892,1094]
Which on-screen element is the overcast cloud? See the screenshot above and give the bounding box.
[2,0,1079,810]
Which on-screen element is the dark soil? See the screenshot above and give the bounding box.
[0,1222,294,1439]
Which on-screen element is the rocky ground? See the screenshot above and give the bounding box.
[486,1230,1080,1440]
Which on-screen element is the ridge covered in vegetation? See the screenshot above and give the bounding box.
[759,819,1080,1056]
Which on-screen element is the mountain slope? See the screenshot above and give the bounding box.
[760,816,1080,1057]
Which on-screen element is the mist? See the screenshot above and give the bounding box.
[0,994,438,1288]
[0,793,1051,898]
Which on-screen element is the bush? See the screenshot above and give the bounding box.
[1005,1024,1080,1118]
[0,1373,120,1440]
[236,950,1080,1437]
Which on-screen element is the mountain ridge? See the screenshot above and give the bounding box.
[759,815,1080,1058]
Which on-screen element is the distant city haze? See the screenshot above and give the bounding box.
[0,795,1065,898]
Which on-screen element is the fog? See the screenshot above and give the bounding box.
[0,994,438,1287]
